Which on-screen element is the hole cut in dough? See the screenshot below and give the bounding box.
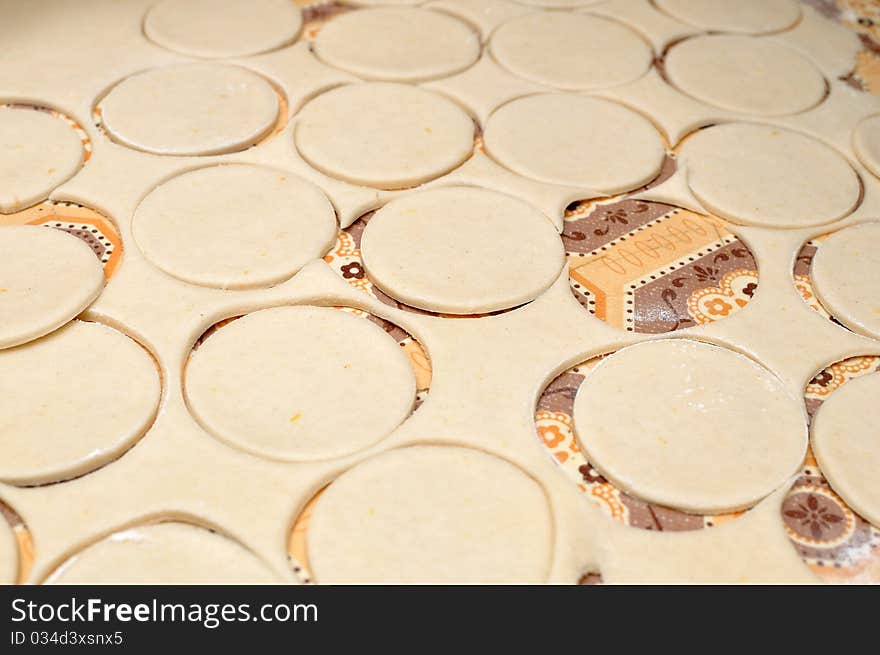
[133,165,337,290]
[295,83,474,189]
[0,225,104,350]
[143,0,303,58]
[489,12,652,91]
[100,64,279,156]
[680,123,860,229]
[306,445,553,584]
[655,0,801,34]
[664,35,826,116]
[185,306,416,461]
[46,522,280,584]
[0,321,161,485]
[360,187,564,314]
[572,340,807,514]
[852,114,880,181]
[483,94,666,194]
[313,7,479,82]
[0,519,16,584]
[0,107,84,214]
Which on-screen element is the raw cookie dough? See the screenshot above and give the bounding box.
[313,7,479,82]
[133,165,337,290]
[655,0,801,34]
[46,522,280,584]
[811,222,880,339]
[572,340,807,514]
[185,306,416,461]
[295,83,474,189]
[811,372,880,527]
[483,94,666,194]
[0,321,161,485]
[680,123,860,228]
[307,445,553,583]
[490,12,652,91]
[513,0,601,7]
[0,107,84,213]
[664,35,826,116]
[100,63,279,156]
[0,520,16,585]
[360,187,564,314]
[852,114,880,181]
[144,0,303,58]
[0,225,104,350]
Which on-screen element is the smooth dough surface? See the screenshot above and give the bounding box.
[307,446,553,584]
[0,226,104,350]
[185,306,415,461]
[490,12,652,91]
[0,321,160,485]
[361,187,564,314]
[656,0,801,34]
[513,0,601,7]
[0,521,16,585]
[811,373,880,528]
[664,35,826,116]
[483,94,666,193]
[295,83,474,189]
[573,340,807,514]
[144,0,303,58]
[852,114,880,181]
[313,7,479,82]
[46,522,280,584]
[0,107,84,213]
[680,123,860,228]
[133,165,337,290]
[811,222,880,339]
[100,63,279,156]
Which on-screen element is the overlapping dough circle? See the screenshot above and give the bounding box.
[656,0,801,34]
[0,520,16,585]
[852,114,880,181]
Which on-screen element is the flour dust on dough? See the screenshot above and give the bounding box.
[852,114,880,182]
[0,519,16,585]
[655,0,801,34]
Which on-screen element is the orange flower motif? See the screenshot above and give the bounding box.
[705,298,733,316]
[539,424,566,449]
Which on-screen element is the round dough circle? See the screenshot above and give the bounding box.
[665,35,825,116]
[811,222,880,338]
[680,123,860,228]
[144,0,303,58]
[811,372,880,528]
[314,7,479,82]
[47,522,279,584]
[134,165,337,290]
[852,114,880,181]
[490,12,651,91]
[0,107,84,213]
[513,0,602,7]
[484,94,666,194]
[572,340,807,513]
[0,225,104,350]
[295,83,474,189]
[307,445,553,584]
[0,321,161,485]
[0,520,16,585]
[185,306,416,461]
[100,63,279,156]
[361,187,564,314]
[656,0,801,34]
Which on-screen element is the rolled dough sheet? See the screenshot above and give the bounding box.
[655,0,801,34]
[0,520,16,585]
[852,114,880,181]
[513,0,602,7]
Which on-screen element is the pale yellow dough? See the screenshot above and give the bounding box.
[513,0,601,7]
[0,226,104,350]
[0,520,16,585]
[656,0,801,34]
[852,114,880,181]
[573,340,807,514]
[307,446,553,584]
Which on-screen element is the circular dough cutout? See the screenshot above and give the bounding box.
[0,107,84,213]
[490,12,652,91]
[0,225,104,349]
[573,340,807,513]
[513,0,602,7]
[100,63,279,156]
[134,165,337,290]
[811,222,880,339]
[852,114,880,181]
[0,321,160,485]
[144,0,303,58]
[680,123,860,228]
[665,35,825,116]
[47,522,279,584]
[484,94,666,194]
[185,306,416,461]
[656,0,801,34]
[360,187,564,314]
[314,7,479,82]
[295,83,474,189]
[0,520,16,584]
[307,445,553,583]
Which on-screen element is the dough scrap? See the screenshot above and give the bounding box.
[852,114,880,182]
[0,520,16,585]
[656,0,801,34]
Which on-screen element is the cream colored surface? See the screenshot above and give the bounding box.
[656,0,801,34]
[0,520,16,585]
[360,187,564,314]
[514,0,601,7]
[307,446,554,584]
[133,165,337,290]
[853,114,880,181]
[0,226,104,350]
[425,0,531,40]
